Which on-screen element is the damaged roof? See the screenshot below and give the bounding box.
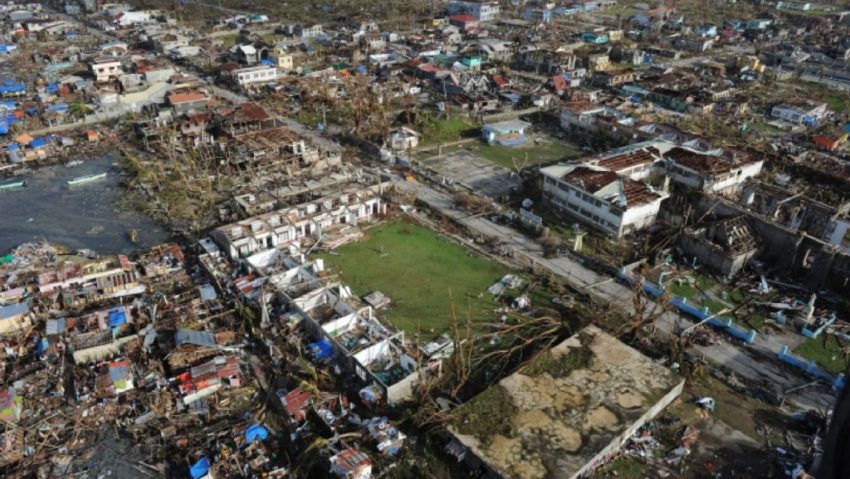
[665,147,734,175]
[560,166,663,207]
[595,147,660,172]
[175,329,217,348]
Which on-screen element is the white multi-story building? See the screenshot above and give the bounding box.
[232,65,280,88]
[771,99,829,125]
[90,56,123,82]
[663,147,764,194]
[541,145,668,237]
[212,187,386,259]
[448,1,500,21]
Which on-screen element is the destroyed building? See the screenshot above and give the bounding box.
[212,185,387,260]
[679,216,760,277]
[450,326,684,479]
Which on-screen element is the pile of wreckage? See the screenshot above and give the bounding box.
[1,208,452,478]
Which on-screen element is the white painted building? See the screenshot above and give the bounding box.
[448,1,500,21]
[212,187,386,259]
[90,56,123,82]
[232,65,280,88]
[113,10,154,27]
[387,127,420,150]
[560,104,633,132]
[771,100,829,125]
[663,147,764,194]
[541,160,668,237]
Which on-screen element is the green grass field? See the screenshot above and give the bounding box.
[416,138,581,171]
[795,335,848,375]
[466,140,581,170]
[316,221,511,340]
[421,118,478,145]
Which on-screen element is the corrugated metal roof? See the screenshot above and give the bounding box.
[46,317,66,335]
[0,301,28,319]
[175,329,216,348]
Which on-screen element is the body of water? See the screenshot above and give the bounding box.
[0,155,169,255]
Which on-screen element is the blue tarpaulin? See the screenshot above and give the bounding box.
[5,143,18,150]
[35,336,47,356]
[244,424,269,444]
[26,108,37,116]
[260,58,274,66]
[309,339,334,361]
[0,123,8,135]
[46,104,67,112]
[46,83,59,94]
[355,65,367,74]
[189,457,210,479]
[0,81,25,94]
[30,137,48,148]
[108,308,127,327]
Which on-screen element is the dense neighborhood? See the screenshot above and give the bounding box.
[1,0,850,478]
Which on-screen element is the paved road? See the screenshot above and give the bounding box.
[404,180,836,410]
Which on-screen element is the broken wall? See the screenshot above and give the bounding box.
[694,195,802,273]
[678,233,756,277]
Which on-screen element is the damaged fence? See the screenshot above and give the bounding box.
[619,268,757,343]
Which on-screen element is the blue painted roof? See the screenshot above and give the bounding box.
[0,301,28,319]
[108,308,127,327]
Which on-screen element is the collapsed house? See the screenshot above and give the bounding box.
[689,178,850,291]
[37,255,144,298]
[284,282,421,405]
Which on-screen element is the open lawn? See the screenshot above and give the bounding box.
[421,118,478,145]
[601,6,638,18]
[416,137,582,171]
[465,139,581,170]
[794,335,848,375]
[317,221,511,340]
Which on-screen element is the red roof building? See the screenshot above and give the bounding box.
[280,387,312,422]
[449,14,479,31]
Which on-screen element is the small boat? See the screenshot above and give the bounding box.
[0,179,24,191]
[68,172,107,186]
[128,229,138,243]
[65,160,84,168]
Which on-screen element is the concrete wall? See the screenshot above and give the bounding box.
[573,379,685,479]
[679,234,757,277]
[694,195,802,272]
[693,194,850,290]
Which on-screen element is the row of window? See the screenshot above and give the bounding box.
[546,176,623,217]
[239,71,277,81]
[550,195,618,231]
